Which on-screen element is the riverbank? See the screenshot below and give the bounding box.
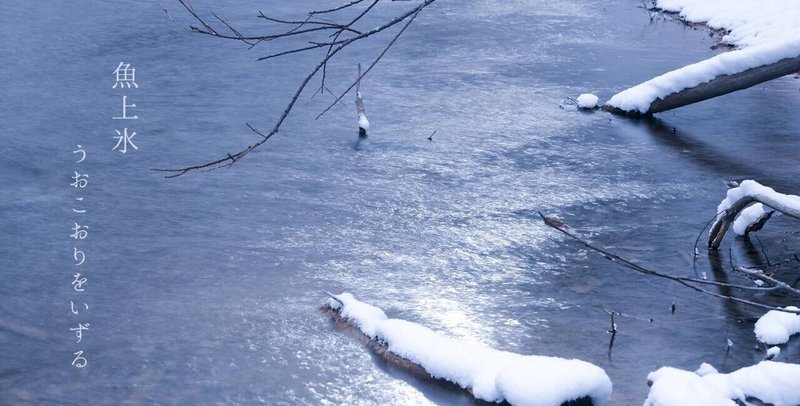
[655,0,800,48]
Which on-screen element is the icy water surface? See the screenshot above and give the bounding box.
[1,0,799,404]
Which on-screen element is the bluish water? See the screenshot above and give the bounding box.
[1,1,799,404]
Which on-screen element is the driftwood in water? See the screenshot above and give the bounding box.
[708,191,800,250]
[708,180,800,250]
[321,303,595,406]
[321,305,431,380]
[604,55,800,116]
[709,197,764,249]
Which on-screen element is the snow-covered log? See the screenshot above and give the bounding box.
[322,292,612,406]
[708,180,800,249]
[603,39,800,116]
[644,361,800,406]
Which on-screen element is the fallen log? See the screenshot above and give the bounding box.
[321,304,433,382]
[708,180,800,249]
[603,39,800,116]
[647,56,800,114]
[322,292,610,406]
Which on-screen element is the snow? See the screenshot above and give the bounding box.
[694,363,718,377]
[355,90,369,131]
[731,202,767,235]
[606,1,800,113]
[655,0,800,48]
[644,367,735,406]
[328,293,613,406]
[358,113,370,130]
[605,38,800,113]
[754,306,800,345]
[767,346,781,359]
[576,93,599,109]
[645,361,800,406]
[717,180,800,220]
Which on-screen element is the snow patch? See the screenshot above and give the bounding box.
[645,361,800,406]
[694,363,718,377]
[358,113,370,131]
[731,202,768,235]
[576,93,599,109]
[754,306,800,345]
[329,293,613,406]
[645,367,734,406]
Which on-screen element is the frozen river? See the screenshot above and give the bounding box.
[1,0,799,404]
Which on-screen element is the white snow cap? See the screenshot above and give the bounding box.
[576,93,599,109]
[767,346,781,359]
[358,113,370,131]
[715,180,800,237]
[645,361,800,406]
[645,367,735,406]
[329,293,613,406]
[716,180,800,215]
[754,306,800,345]
[731,203,768,236]
[694,363,718,376]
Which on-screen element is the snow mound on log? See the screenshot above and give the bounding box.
[329,292,613,406]
[606,39,800,113]
[576,93,599,109]
[716,180,800,230]
[645,361,800,406]
[731,202,768,235]
[717,180,800,214]
[754,306,800,345]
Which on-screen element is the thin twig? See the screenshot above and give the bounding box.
[310,0,367,15]
[537,212,800,313]
[316,8,422,120]
[322,290,343,305]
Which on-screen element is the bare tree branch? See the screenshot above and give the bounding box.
[317,8,421,120]
[155,0,436,177]
[537,212,800,313]
[310,0,367,16]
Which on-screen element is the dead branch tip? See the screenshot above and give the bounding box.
[322,290,343,305]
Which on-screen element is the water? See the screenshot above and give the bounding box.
[1,1,799,404]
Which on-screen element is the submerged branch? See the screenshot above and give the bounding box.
[537,212,800,314]
[709,180,800,249]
